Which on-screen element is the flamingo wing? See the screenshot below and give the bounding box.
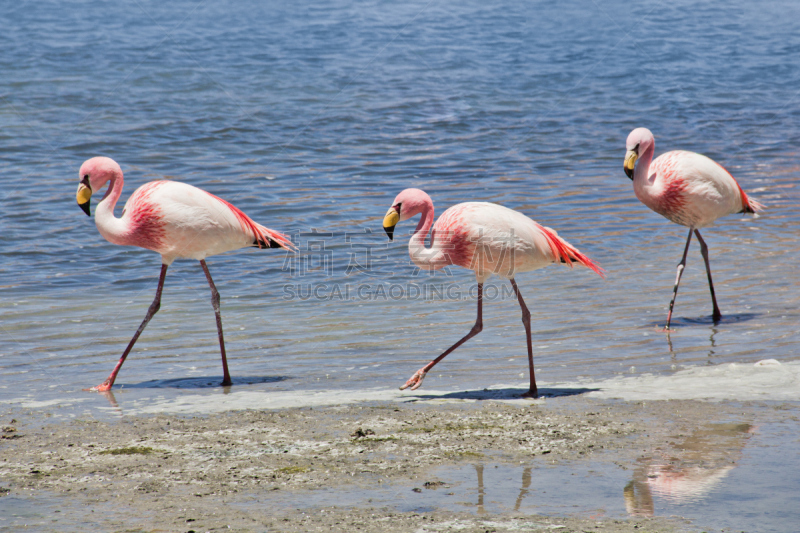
[434,202,603,278]
[122,181,294,262]
[650,151,762,228]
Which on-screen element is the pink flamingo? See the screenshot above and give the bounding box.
[382,188,603,398]
[624,128,763,330]
[76,157,295,392]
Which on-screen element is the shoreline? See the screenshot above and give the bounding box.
[2,395,792,532]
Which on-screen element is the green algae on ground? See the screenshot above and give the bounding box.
[277,466,309,475]
[98,446,155,456]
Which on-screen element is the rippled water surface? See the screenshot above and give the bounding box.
[2,2,800,408]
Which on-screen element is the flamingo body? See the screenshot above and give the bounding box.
[624,128,762,328]
[383,188,602,397]
[431,202,592,278]
[632,148,759,229]
[391,190,602,282]
[76,156,293,391]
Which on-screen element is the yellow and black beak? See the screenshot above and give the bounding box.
[383,206,400,241]
[624,149,638,180]
[77,183,92,216]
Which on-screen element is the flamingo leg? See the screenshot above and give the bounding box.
[400,283,483,391]
[514,467,532,512]
[475,464,487,515]
[200,259,232,386]
[693,230,722,322]
[86,264,169,392]
[665,228,693,330]
[510,278,537,398]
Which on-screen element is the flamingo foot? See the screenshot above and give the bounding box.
[521,389,539,399]
[221,377,232,387]
[84,379,113,392]
[400,369,427,391]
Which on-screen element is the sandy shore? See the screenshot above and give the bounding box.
[0,395,783,532]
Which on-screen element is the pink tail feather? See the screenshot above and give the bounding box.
[738,184,764,214]
[208,192,297,252]
[538,224,605,278]
[253,223,297,252]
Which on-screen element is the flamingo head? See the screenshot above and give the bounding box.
[76,157,123,216]
[382,188,432,241]
[624,127,655,180]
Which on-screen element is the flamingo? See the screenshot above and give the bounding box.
[623,127,763,330]
[382,188,603,398]
[76,156,295,392]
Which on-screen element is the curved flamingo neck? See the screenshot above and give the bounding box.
[634,141,655,183]
[94,172,129,245]
[408,198,449,271]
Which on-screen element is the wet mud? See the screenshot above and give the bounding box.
[0,396,791,532]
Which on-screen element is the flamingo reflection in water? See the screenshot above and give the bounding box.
[624,422,754,516]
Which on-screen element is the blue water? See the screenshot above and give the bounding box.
[3,0,800,397]
[3,0,800,401]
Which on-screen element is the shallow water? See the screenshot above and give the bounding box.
[3,0,800,410]
[2,0,800,527]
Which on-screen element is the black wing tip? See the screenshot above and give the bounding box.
[252,238,284,249]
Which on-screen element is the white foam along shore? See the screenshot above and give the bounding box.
[109,359,800,415]
[574,359,800,402]
[3,360,796,416]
